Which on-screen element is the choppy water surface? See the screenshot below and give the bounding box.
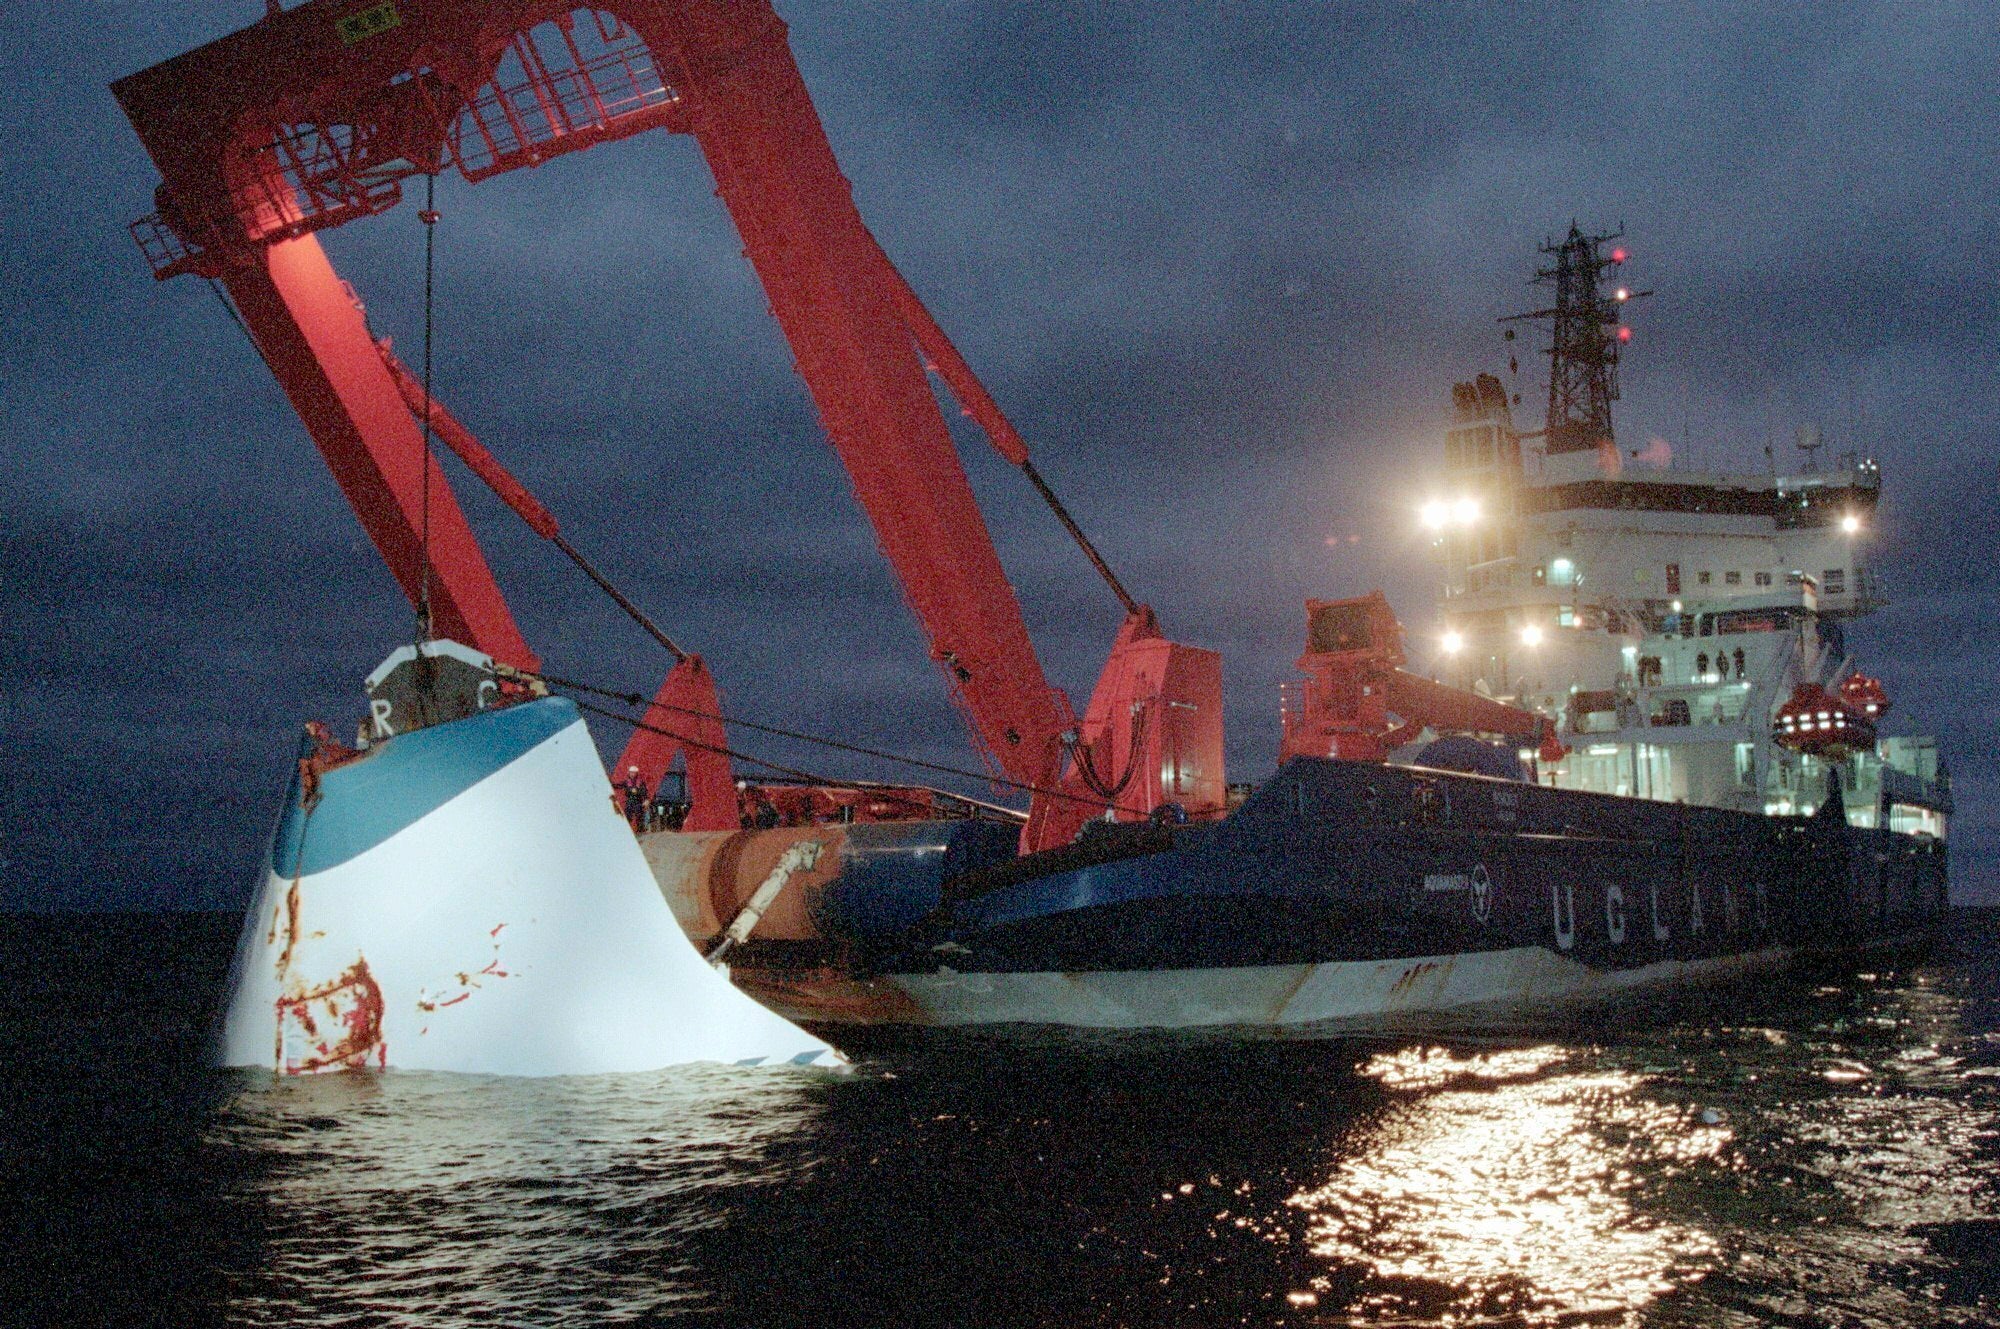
[8,912,1999,1327]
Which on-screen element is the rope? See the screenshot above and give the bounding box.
[204,277,267,364]
[566,697,945,820]
[509,664,1144,818]
[548,533,688,662]
[416,172,440,643]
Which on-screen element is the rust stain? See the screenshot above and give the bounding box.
[275,957,386,1074]
[1389,960,1441,996]
[415,923,513,1014]
[734,969,927,1025]
[273,880,303,978]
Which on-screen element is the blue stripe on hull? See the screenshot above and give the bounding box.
[271,698,580,878]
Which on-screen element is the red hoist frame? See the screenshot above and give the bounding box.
[114,0,1226,852]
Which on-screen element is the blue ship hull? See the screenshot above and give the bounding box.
[726,759,1947,1031]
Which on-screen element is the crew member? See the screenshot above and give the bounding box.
[620,765,649,830]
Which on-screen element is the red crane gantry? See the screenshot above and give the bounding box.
[114,0,1226,851]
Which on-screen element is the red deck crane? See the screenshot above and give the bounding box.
[113,0,1223,851]
[1280,592,1569,767]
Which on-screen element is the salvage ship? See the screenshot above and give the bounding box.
[631,227,1952,1033]
[113,5,1948,1070]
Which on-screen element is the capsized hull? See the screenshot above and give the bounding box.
[218,697,841,1075]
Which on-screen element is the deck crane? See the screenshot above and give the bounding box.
[1280,592,1569,767]
[114,0,1224,853]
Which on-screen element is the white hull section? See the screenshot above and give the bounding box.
[885,944,1795,1032]
[218,707,841,1076]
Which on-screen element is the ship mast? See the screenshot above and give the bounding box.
[1500,224,1647,457]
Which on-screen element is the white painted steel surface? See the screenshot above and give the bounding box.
[889,945,1795,1031]
[217,712,842,1076]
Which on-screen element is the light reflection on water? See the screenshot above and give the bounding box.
[209,1065,830,1327]
[1286,1045,1726,1325]
[91,936,1995,1328]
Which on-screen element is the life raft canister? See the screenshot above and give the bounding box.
[1773,681,1876,759]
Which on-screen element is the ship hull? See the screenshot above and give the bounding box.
[685,758,1948,1033]
[218,696,841,1075]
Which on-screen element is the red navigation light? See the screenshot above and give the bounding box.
[1617,326,1633,343]
[1610,247,1628,264]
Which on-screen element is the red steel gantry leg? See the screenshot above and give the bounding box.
[642,3,1077,820]
[223,233,537,670]
[114,0,1231,850]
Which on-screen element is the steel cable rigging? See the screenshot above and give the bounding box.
[503,664,1146,819]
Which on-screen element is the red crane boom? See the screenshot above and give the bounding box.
[114,1,1223,850]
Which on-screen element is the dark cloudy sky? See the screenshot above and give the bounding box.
[4,2,1995,910]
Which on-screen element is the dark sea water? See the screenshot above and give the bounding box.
[6,911,1998,1328]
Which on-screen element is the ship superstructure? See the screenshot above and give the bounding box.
[1427,228,1951,838]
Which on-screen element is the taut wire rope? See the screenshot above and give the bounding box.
[416,170,440,644]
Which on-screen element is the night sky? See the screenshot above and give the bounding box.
[4,2,1994,911]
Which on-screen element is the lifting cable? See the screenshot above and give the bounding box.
[506,664,1146,818]
[202,192,694,669]
[873,245,1143,618]
[400,177,687,668]
[203,277,265,361]
[564,694,928,814]
[415,171,440,643]
[375,347,695,664]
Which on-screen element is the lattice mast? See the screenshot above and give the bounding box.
[1500,224,1645,456]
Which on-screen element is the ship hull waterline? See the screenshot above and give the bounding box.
[652,759,1948,1036]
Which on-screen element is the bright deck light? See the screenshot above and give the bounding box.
[1840,513,1862,534]
[1441,630,1465,655]
[1420,500,1450,530]
[1452,496,1481,524]
[1520,624,1544,647]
